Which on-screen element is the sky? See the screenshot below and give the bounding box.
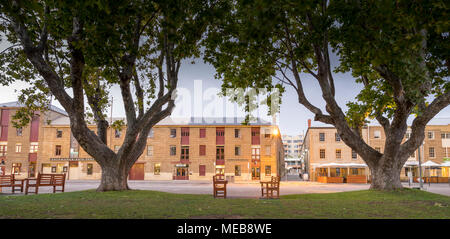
[1,47,449,136]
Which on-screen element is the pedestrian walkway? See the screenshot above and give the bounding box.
[1,180,448,197]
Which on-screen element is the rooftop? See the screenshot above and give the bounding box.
[0,101,68,116]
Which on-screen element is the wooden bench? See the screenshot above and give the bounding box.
[25,173,66,195]
[260,176,280,199]
[0,174,24,194]
[213,175,227,198]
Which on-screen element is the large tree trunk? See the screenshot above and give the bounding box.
[369,158,403,190]
[97,163,131,192]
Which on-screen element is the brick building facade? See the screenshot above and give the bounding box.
[0,102,284,182]
[302,121,450,182]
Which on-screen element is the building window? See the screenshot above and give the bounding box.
[16,127,22,136]
[170,145,176,156]
[265,165,271,176]
[265,145,271,156]
[0,145,7,156]
[264,129,271,138]
[429,147,435,158]
[30,143,38,153]
[410,151,415,158]
[55,145,62,156]
[15,143,22,153]
[374,130,381,139]
[170,129,176,138]
[319,133,325,141]
[335,133,341,142]
[336,149,342,159]
[148,129,154,138]
[375,147,381,152]
[199,145,206,156]
[87,164,93,175]
[427,131,434,139]
[12,163,21,174]
[235,165,241,176]
[154,163,160,175]
[147,145,153,156]
[56,129,63,138]
[199,165,206,176]
[235,146,241,156]
[114,145,120,153]
[199,128,206,138]
[320,149,325,159]
[115,129,121,138]
[235,129,240,138]
[352,149,357,159]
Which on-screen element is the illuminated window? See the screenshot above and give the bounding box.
[12,163,21,174]
[87,164,93,175]
[154,163,160,175]
[30,143,38,153]
[15,143,22,153]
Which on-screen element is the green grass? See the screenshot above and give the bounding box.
[0,189,448,219]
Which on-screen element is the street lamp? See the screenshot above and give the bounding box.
[418,141,424,189]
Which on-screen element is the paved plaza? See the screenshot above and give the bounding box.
[1,180,449,197]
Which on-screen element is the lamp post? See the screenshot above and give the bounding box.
[418,141,424,189]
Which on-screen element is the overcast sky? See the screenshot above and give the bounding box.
[1,46,449,136]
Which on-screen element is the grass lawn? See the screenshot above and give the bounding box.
[0,189,448,219]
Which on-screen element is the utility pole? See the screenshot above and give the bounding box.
[418,142,423,189]
[109,96,113,148]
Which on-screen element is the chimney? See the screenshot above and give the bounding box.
[308,119,311,128]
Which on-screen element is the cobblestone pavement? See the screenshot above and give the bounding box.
[1,180,448,197]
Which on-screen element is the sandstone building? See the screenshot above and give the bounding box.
[0,102,284,182]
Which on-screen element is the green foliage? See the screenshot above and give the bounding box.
[203,0,449,128]
[0,0,216,127]
[111,119,125,131]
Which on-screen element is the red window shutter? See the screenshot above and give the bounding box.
[199,145,206,156]
[0,110,9,141]
[251,127,260,145]
[199,128,206,138]
[216,127,225,145]
[199,165,206,176]
[29,114,40,142]
[181,127,189,145]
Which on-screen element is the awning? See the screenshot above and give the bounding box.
[404,161,419,166]
[315,163,367,168]
[441,162,450,167]
[421,161,441,167]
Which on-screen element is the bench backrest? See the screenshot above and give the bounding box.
[37,173,66,185]
[53,174,66,185]
[271,176,280,188]
[0,174,14,184]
